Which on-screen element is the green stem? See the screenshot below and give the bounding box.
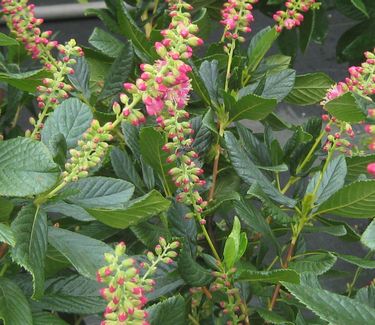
[224,39,236,92]
[34,181,67,206]
[0,262,9,277]
[200,223,221,263]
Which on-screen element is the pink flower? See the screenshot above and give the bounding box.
[367,163,375,176]
[143,96,164,115]
[284,18,295,29]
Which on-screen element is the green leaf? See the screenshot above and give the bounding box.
[256,308,294,325]
[355,285,375,308]
[0,69,50,92]
[247,26,278,74]
[0,223,15,246]
[0,198,14,221]
[44,202,94,222]
[62,176,134,208]
[299,10,315,53]
[234,198,280,251]
[0,278,32,325]
[285,73,334,105]
[336,253,375,268]
[35,275,105,314]
[346,154,375,182]
[199,60,221,106]
[289,253,337,275]
[351,0,370,17]
[223,216,242,269]
[317,180,375,218]
[32,312,69,325]
[139,127,175,193]
[99,43,134,100]
[42,98,93,149]
[86,190,171,229]
[48,227,112,279]
[318,216,361,241]
[114,0,153,61]
[283,282,375,324]
[189,59,211,106]
[110,147,145,194]
[325,92,367,123]
[306,156,347,205]
[228,94,277,123]
[303,225,347,237]
[67,56,91,99]
[361,219,375,250]
[88,27,124,58]
[0,138,58,197]
[11,205,47,299]
[254,54,291,81]
[177,242,213,286]
[237,269,300,284]
[225,131,296,207]
[148,295,187,325]
[0,32,18,46]
[261,69,296,102]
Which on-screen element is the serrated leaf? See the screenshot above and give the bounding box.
[34,275,105,314]
[0,278,32,325]
[42,98,93,150]
[299,10,315,53]
[99,43,134,99]
[325,92,367,123]
[317,180,375,218]
[225,131,296,207]
[86,190,171,229]
[48,227,112,279]
[0,223,15,246]
[261,69,296,102]
[148,295,187,325]
[0,138,59,197]
[283,282,375,324]
[336,253,375,268]
[285,73,334,105]
[62,176,134,208]
[177,242,212,286]
[303,225,347,237]
[306,156,347,205]
[139,127,175,193]
[237,269,300,284]
[318,216,361,241]
[223,216,241,269]
[0,197,14,221]
[228,94,277,123]
[88,27,124,58]
[361,219,375,250]
[247,26,278,75]
[289,253,337,275]
[351,0,370,17]
[11,205,47,299]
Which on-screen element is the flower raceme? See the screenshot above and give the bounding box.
[97,239,179,325]
[118,0,208,222]
[220,0,258,44]
[1,0,83,138]
[273,0,320,32]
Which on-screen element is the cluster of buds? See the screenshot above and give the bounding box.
[323,49,375,104]
[97,239,179,325]
[365,109,375,151]
[2,0,84,138]
[220,0,258,45]
[210,268,245,324]
[321,114,354,155]
[273,0,320,32]
[62,120,113,183]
